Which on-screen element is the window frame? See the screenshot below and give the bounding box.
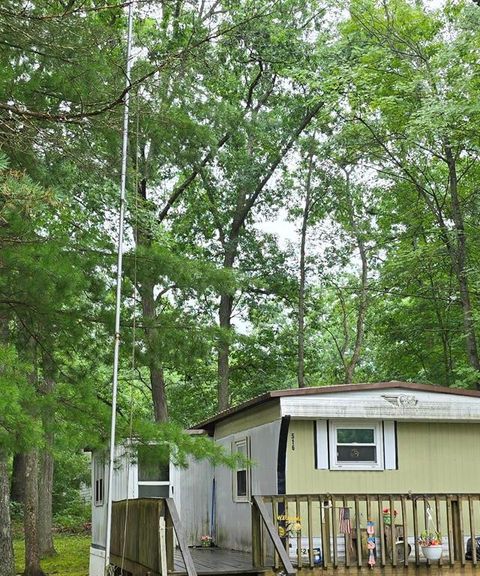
[137,445,170,499]
[232,437,250,503]
[94,457,104,507]
[329,420,384,471]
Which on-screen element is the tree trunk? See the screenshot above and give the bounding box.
[297,207,308,389]
[0,450,15,576]
[444,145,480,385]
[0,312,15,576]
[218,292,233,411]
[343,170,368,384]
[24,450,45,576]
[297,151,315,388]
[10,453,26,502]
[213,104,324,408]
[38,361,56,557]
[38,447,55,557]
[140,277,168,423]
[135,177,169,423]
[424,254,453,387]
[217,239,239,412]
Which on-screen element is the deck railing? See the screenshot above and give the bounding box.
[252,495,296,576]
[110,497,197,576]
[254,494,480,570]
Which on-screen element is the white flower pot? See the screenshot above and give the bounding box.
[421,545,442,560]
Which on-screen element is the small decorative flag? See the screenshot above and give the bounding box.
[339,507,352,534]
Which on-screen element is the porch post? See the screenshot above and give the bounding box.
[252,499,262,567]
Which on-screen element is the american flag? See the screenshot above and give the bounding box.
[339,507,352,534]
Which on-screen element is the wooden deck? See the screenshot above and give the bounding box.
[110,496,480,576]
[171,547,480,576]
[172,547,262,575]
[113,541,480,576]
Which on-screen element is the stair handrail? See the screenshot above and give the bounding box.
[252,495,296,576]
[165,498,198,576]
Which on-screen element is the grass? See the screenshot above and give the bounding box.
[14,534,90,576]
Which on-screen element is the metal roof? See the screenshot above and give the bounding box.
[190,380,480,431]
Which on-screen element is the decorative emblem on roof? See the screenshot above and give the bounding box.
[382,394,418,408]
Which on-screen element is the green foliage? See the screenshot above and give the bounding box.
[2,3,480,561]
[53,504,91,533]
[52,452,90,523]
[0,345,40,450]
[14,534,90,576]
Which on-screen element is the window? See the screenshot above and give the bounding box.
[94,457,104,506]
[332,423,381,469]
[316,420,396,471]
[137,445,170,498]
[233,438,250,502]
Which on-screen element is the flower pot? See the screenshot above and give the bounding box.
[421,545,442,560]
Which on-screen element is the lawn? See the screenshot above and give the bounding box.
[14,534,90,576]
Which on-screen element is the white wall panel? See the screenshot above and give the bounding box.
[214,419,281,551]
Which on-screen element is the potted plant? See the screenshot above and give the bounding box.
[418,530,442,560]
[382,507,397,526]
[201,535,213,548]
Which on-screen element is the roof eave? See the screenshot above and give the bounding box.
[190,381,480,431]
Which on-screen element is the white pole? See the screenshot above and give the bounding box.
[105,2,134,572]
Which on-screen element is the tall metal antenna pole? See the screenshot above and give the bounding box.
[105,1,134,572]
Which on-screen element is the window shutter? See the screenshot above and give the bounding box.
[315,420,329,469]
[383,421,397,470]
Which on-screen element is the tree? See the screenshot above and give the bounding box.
[338,0,480,386]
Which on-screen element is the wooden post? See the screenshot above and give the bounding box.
[343,497,351,568]
[435,496,443,567]
[307,496,314,568]
[469,496,477,566]
[423,500,431,568]
[159,516,168,576]
[447,496,455,566]
[413,497,420,565]
[389,497,396,567]
[332,496,338,568]
[354,496,362,568]
[452,498,465,564]
[401,495,408,567]
[322,498,332,567]
[378,496,386,567]
[165,503,174,572]
[272,498,280,570]
[252,499,262,568]
[296,496,302,568]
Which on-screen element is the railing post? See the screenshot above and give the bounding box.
[159,515,168,576]
[447,496,455,565]
[164,501,175,573]
[252,498,263,568]
[452,498,465,563]
[323,498,332,566]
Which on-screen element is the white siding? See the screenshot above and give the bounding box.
[90,444,137,549]
[214,419,281,551]
[177,456,214,546]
